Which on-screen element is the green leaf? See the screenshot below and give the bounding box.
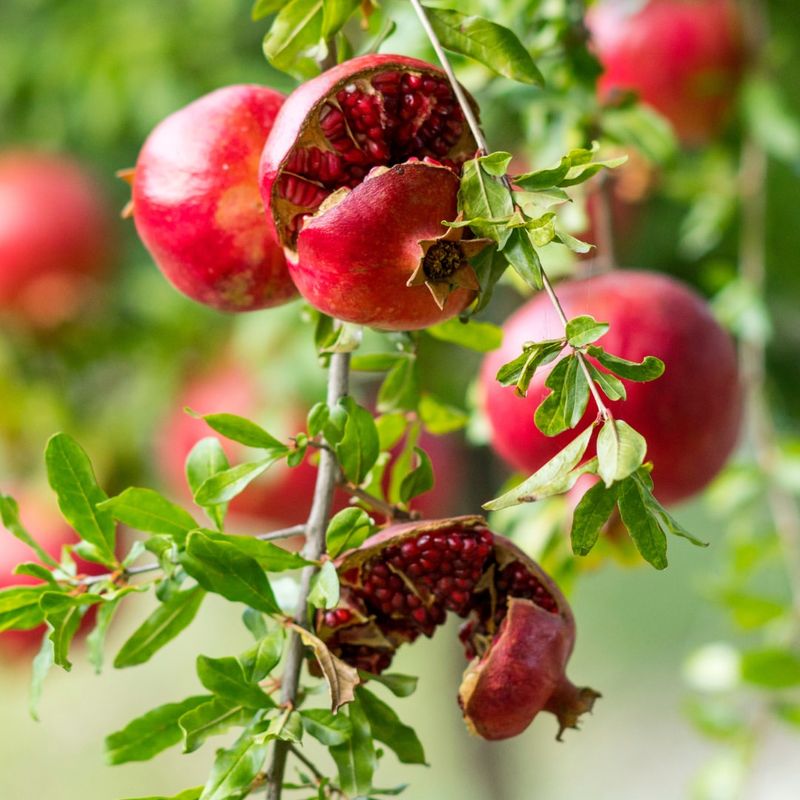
[596,420,647,487]
[566,315,610,348]
[200,530,312,571]
[570,481,620,556]
[182,533,279,614]
[377,357,418,413]
[741,648,800,689]
[114,586,205,669]
[121,790,202,800]
[424,9,543,86]
[186,438,229,529]
[87,595,124,674]
[501,227,543,290]
[0,494,60,567]
[719,591,786,630]
[321,0,360,39]
[300,708,352,746]
[495,339,565,397]
[252,0,285,22]
[240,627,285,683]
[586,346,665,382]
[199,730,270,800]
[330,697,376,797]
[356,686,426,765]
[418,394,469,435]
[586,362,626,401]
[40,592,101,670]
[105,695,210,765]
[197,655,275,709]
[308,560,341,610]
[326,508,374,559]
[99,488,197,543]
[180,699,251,754]
[350,353,408,372]
[534,355,590,436]
[458,157,515,247]
[194,454,286,506]
[358,672,418,698]
[44,433,116,565]
[375,413,407,451]
[426,317,503,352]
[29,630,54,721]
[483,426,595,511]
[616,476,668,570]
[399,447,434,504]
[263,0,324,80]
[0,585,48,632]
[336,397,380,485]
[201,413,285,450]
[262,708,304,743]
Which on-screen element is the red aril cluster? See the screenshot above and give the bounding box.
[480,270,743,505]
[131,85,297,312]
[0,151,113,327]
[317,517,597,740]
[587,0,746,146]
[259,54,483,331]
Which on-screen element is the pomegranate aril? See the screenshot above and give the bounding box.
[407,594,421,609]
[455,578,472,590]
[416,534,432,550]
[412,607,428,624]
[401,541,419,560]
[420,558,436,572]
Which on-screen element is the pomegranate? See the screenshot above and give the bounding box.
[157,360,465,527]
[316,516,597,740]
[0,151,113,327]
[481,270,742,505]
[131,85,297,312]
[259,54,484,330]
[1,489,105,658]
[587,0,746,146]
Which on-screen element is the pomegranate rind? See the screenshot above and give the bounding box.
[132,85,297,313]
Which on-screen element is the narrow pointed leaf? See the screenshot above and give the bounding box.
[99,488,197,543]
[570,481,620,556]
[596,420,647,487]
[356,686,426,764]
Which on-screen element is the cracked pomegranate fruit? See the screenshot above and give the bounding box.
[480,270,743,505]
[259,54,484,330]
[0,151,113,327]
[131,85,297,312]
[317,516,598,740]
[587,0,745,147]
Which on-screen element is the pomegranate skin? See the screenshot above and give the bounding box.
[293,163,474,330]
[481,271,742,505]
[132,85,297,312]
[258,54,480,331]
[587,0,745,146]
[0,151,113,326]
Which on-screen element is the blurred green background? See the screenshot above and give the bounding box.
[1,1,799,798]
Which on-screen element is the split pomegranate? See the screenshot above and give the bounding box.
[587,0,746,146]
[259,54,483,330]
[317,516,598,740]
[480,270,743,505]
[0,151,113,327]
[131,85,297,312]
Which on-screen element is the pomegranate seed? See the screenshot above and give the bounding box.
[412,607,428,624]
[401,541,419,560]
[402,73,423,90]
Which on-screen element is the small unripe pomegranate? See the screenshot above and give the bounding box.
[317,516,598,740]
[259,54,484,331]
[587,0,746,146]
[131,85,297,312]
[0,151,113,327]
[481,270,742,505]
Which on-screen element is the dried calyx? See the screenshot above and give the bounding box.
[316,516,599,740]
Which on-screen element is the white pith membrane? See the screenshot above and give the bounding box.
[271,65,479,252]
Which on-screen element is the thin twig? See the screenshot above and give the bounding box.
[408,0,611,423]
[288,743,326,782]
[340,483,417,521]
[265,352,351,800]
[257,525,307,542]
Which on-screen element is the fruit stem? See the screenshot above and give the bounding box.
[265,351,351,800]
[409,0,612,424]
[340,482,417,521]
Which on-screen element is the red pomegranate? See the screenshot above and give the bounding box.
[259,54,483,331]
[317,516,598,740]
[0,490,105,658]
[481,270,742,505]
[0,151,113,326]
[157,361,464,528]
[131,85,297,312]
[587,0,746,146]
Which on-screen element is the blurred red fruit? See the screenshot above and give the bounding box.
[0,151,114,326]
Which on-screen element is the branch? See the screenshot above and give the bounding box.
[408,0,611,424]
[339,483,417,521]
[265,351,351,800]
